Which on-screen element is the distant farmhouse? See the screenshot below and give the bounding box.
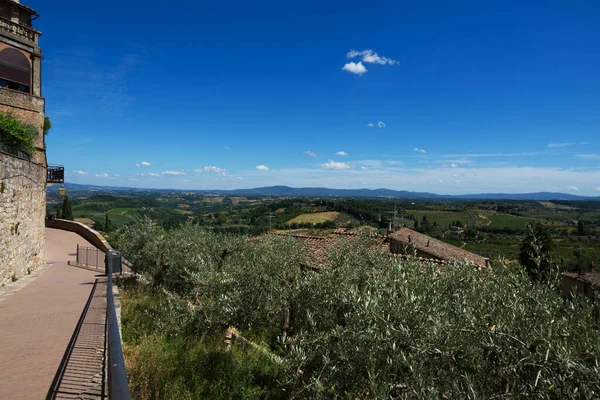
[390,228,490,269]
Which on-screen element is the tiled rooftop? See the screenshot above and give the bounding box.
[390,228,490,268]
[564,270,600,288]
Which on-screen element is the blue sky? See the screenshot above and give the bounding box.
[34,0,600,194]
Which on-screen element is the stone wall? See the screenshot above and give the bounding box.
[0,151,46,283]
[45,219,113,253]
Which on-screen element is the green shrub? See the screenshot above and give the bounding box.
[115,219,600,399]
[0,113,37,154]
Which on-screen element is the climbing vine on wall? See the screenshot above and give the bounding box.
[0,113,37,154]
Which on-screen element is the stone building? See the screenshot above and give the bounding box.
[389,228,490,268]
[561,267,599,303]
[0,0,51,283]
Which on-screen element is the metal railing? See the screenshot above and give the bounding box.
[0,15,38,43]
[47,165,64,183]
[76,244,104,269]
[105,251,130,400]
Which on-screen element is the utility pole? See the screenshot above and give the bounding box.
[387,203,399,232]
[267,212,274,231]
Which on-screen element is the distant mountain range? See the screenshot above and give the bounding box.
[48,183,600,201]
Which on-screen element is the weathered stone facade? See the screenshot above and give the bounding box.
[0,151,46,283]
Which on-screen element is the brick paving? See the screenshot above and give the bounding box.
[0,228,107,400]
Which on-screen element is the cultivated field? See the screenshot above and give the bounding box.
[288,211,339,225]
[488,214,537,230]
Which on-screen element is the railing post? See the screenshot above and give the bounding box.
[105,250,129,399]
[76,244,79,265]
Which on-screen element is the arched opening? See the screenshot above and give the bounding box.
[0,48,31,93]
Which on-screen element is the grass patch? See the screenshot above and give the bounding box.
[120,281,283,400]
[489,214,538,230]
[287,211,339,225]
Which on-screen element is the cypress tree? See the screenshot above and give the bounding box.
[61,195,73,221]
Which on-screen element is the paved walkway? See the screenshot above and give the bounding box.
[0,228,107,399]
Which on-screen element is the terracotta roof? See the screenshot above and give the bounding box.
[564,270,600,288]
[271,230,382,270]
[390,228,489,268]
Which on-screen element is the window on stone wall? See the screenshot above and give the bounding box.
[0,48,31,94]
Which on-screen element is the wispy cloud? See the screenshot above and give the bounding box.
[567,185,579,192]
[443,152,542,158]
[136,161,152,167]
[378,121,386,128]
[336,151,348,156]
[596,186,600,191]
[46,49,144,117]
[414,148,426,153]
[366,123,375,128]
[162,170,185,176]
[72,170,87,176]
[224,146,231,150]
[347,49,398,65]
[342,61,367,75]
[256,165,270,171]
[321,160,351,170]
[577,154,600,159]
[304,150,317,157]
[95,173,109,178]
[139,172,160,177]
[548,142,588,148]
[199,166,227,176]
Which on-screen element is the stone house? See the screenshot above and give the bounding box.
[389,228,490,268]
[561,267,599,303]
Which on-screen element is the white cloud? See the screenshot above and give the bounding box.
[95,173,109,178]
[73,170,87,176]
[548,142,588,148]
[336,151,348,156]
[304,150,317,157]
[162,170,185,176]
[200,166,227,175]
[136,161,152,167]
[438,180,444,183]
[455,180,462,183]
[321,160,351,170]
[347,49,398,65]
[378,121,385,128]
[367,123,375,128]
[450,163,458,168]
[224,146,231,150]
[595,186,600,191]
[256,165,270,171]
[139,172,160,177]
[577,154,600,159]
[414,148,426,153]
[342,61,367,75]
[566,185,579,192]
[361,166,368,170]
